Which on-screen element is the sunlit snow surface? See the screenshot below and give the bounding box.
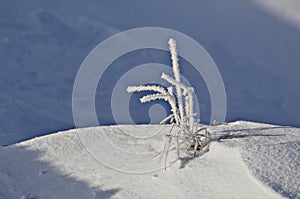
[0,121,298,198]
[253,0,300,28]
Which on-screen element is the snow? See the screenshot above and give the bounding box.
[0,121,299,198]
[1,1,300,198]
[253,0,300,28]
[1,0,300,146]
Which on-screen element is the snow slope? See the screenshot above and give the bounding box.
[1,0,300,146]
[0,121,298,198]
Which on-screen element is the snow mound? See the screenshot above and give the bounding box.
[0,121,299,198]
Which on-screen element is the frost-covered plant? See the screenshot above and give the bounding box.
[127,38,211,166]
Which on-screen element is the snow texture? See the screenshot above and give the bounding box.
[0,121,299,198]
[1,0,300,146]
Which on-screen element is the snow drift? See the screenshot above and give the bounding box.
[0,121,298,198]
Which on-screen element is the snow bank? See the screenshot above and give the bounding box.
[0,121,298,198]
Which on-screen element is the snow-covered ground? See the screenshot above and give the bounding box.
[1,0,300,146]
[1,1,299,198]
[0,121,299,198]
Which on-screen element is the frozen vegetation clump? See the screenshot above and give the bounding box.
[127,38,211,167]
